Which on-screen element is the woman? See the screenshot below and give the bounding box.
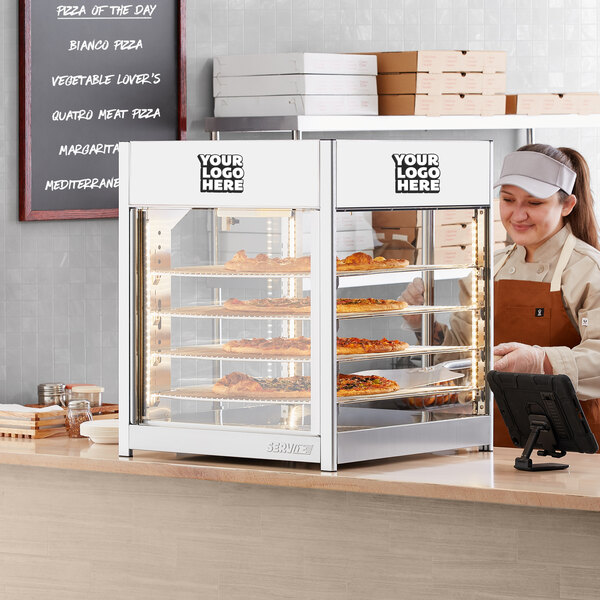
[402,144,600,446]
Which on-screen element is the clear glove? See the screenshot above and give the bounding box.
[399,277,424,330]
[493,342,546,374]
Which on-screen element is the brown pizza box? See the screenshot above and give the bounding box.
[506,93,600,115]
[416,241,507,264]
[377,72,506,95]
[374,228,418,246]
[371,50,506,74]
[378,93,505,116]
[374,241,416,262]
[372,210,417,229]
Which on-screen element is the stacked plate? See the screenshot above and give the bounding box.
[79,419,119,444]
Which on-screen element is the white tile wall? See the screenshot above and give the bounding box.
[1,1,599,403]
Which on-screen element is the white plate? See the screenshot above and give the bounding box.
[80,419,119,444]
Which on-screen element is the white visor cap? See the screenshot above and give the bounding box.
[494,151,576,199]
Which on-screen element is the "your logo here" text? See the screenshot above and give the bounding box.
[393,153,440,193]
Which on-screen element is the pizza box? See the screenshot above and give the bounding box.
[506,93,600,115]
[370,50,506,74]
[335,211,373,231]
[213,53,377,77]
[303,229,374,253]
[372,210,417,229]
[416,241,507,264]
[377,72,506,95]
[215,95,378,117]
[374,228,418,246]
[374,241,416,263]
[213,74,377,97]
[416,221,506,247]
[379,93,505,116]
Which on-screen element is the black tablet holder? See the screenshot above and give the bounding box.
[515,414,568,472]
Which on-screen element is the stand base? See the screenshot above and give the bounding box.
[514,457,569,471]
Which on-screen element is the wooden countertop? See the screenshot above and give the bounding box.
[0,437,599,511]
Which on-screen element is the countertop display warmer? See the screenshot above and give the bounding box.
[118,139,493,471]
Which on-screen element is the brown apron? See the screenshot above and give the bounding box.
[493,234,600,448]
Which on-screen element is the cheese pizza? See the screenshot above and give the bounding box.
[336,252,409,271]
[222,297,407,314]
[212,372,399,398]
[221,336,409,357]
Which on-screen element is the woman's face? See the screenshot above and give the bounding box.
[499,184,576,252]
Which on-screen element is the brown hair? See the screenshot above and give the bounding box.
[517,143,599,249]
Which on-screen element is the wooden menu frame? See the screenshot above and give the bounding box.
[19,0,187,221]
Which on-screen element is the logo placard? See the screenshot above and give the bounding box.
[198,153,244,193]
[393,153,440,193]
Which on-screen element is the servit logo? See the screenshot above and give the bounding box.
[197,153,245,192]
[393,153,440,193]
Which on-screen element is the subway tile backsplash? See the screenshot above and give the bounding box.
[1,1,600,403]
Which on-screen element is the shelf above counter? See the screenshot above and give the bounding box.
[204,114,600,134]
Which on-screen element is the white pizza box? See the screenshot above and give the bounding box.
[213,74,377,97]
[416,221,506,247]
[302,229,374,253]
[416,241,507,264]
[215,95,378,117]
[213,53,377,77]
[335,211,373,231]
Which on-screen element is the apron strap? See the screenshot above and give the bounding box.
[493,244,516,277]
[550,233,577,293]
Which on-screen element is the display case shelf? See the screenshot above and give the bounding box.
[151,344,477,363]
[151,304,477,320]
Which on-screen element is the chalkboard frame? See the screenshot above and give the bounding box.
[19,0,187,221]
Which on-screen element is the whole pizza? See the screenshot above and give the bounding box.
[221,336,409,356]
[212,371,399,398]
[223,297,407,314]
[337,252,409,271]
[223,250,409,273]
[225,250,311,273]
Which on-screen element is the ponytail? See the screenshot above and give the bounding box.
[518,143,599,250]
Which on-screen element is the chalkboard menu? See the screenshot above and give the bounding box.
[19,0,186,220]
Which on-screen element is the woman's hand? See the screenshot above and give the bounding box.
[399,277,425,330]
[493,342,547,374]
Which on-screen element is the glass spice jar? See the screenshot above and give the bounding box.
[67,400,93,438]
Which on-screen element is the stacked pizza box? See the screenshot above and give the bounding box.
[302,212,375,258]
[506,93,600,115]
[213,53,378,117]
[373,203,508,265]
[373,50,506,116]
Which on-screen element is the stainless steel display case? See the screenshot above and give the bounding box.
[119,139,493,470]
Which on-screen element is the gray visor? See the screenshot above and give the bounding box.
[494,151,576,198]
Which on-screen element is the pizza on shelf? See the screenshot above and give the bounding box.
[221,336,409,356]
[402,380,459,408]
[336,252,409,271]
[222,336,312,356]
[336,298,408,313]
[336,337,409,355]
[223,250,409,274]
[222,297,407,314]
[212,372,399,398]
[224,250,311,273]
[223,297,311,313]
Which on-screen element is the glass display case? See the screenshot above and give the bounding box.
[119,139,493,470]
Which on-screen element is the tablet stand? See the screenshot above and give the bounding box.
[514,415,569,472]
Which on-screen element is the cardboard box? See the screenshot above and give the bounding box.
[377,72,506,95]
[372,210,417,229]
[378,94,505,116]
[214,53,377,77]
[506,93,600,115]
[336,211,373,231]
[213,74,377,97]
[374,241,416,263]
[416,221,506,247]
[371,50,506,74]
[215,95,378,117]
[375,228,418,246]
